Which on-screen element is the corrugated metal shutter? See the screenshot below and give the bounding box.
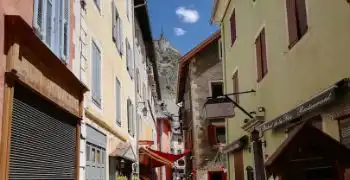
[340,118,350,148]
[9,85,77,180]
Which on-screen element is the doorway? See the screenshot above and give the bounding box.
[208,171,225,180]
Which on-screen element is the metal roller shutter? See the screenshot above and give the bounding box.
[9,85,77,180]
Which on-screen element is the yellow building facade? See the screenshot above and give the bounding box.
[212,0,350,179]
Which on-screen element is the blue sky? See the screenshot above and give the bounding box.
[148,0,218,55]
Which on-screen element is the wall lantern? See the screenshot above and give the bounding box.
[142,107,148,116]
[120,159,125,169]
[203,90,256,120]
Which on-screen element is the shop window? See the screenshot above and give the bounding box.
[91,148,96,162]
[210,81,223,98]
[96,149,101,164]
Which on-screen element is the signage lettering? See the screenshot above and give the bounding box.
[261,88,335,132]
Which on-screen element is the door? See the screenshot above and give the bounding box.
[9,85,77,180]
[208,171,224,180]
[86,125,106,180]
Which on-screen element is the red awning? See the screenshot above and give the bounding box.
[139,147,190,167]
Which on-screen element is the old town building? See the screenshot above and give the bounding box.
[0,0,87,180]
[177,31,227,180]
[212,0,350,179]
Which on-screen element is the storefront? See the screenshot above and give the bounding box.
[259,78,350,180]
[0,15,87,180]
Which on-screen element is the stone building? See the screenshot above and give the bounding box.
[177,31,227,180]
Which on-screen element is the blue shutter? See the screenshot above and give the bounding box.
[119,19,123,54]
[127,100,131,133]
[115,78,121,126]
[45,0,53,46]
[92,42,101,107]
[58,0,69,62]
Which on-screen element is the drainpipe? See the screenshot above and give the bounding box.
[131,0,139,178]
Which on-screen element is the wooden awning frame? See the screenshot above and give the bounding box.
[265,123,350,177]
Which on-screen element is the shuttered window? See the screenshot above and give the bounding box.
[116,78,121,126]
[126,39,133,79]
[9,85,77,180]
[127,99,135,136]
[339,118,350,148]
[286,0,308,48]
[112,1,123,55]
[94,0,101,11]
[232,71,239,103]
[136,69,140,94]
[230,10,237,46]
[92,42,101,107]
[255,28,268,82]
[33,0,69,62]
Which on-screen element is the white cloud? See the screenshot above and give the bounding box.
[174,28,186,36]
[175,7,200,23]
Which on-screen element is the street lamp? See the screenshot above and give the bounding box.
[203,89,256,120]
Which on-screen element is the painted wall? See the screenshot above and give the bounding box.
[0,0,76,142]
[215,0,350,179]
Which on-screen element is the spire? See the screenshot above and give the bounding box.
[160,26,165,40]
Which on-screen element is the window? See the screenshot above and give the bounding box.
[178,138,182,143]
[308,115,322,130]
[112,2,123,54]
[178,169,184,174]
[218,38,223,60]
[232,71,239,103]
[142,84,147,101]
[136,69,140,94]
[96,149,101,163]
[33,0,69,62]
[91,147,96,162]
[177,149,182,154]
[126,0,131,20]
[255,28,267,82]
[126,39,133,78]
[86,144,91,161]
[230,9,237,46]
[215,127,226,143]
[116,78,121,126]
[210,81,223,98]
[178,159,185,166]
[208,125,226,145]
[127,99,134,136]
[286,0,307,48]
[171,148,174,153]
[339,118,350,148]
[92,42,101,107]
[94,0,100,11]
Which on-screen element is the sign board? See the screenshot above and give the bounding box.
[204,97,235,120]
[260,86,336,132]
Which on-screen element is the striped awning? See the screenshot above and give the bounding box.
[139,147,190,167]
